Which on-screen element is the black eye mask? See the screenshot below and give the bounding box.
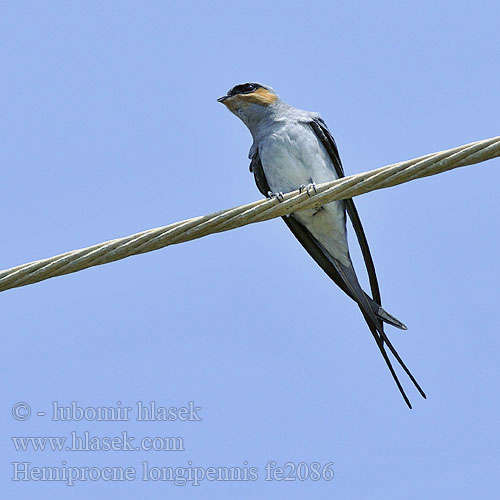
[227,82,262,97]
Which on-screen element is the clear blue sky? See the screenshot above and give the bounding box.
[1,1,499,498]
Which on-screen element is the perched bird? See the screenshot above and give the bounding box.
[218,82,426,408]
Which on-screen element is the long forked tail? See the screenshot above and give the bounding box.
[334,260,426,408]
[280,215,425,407]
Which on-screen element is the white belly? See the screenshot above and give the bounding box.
[258,121,351,265]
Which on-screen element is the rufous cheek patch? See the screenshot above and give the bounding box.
[240,87,277,106]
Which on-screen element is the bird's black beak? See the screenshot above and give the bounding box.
[217,95,229,103]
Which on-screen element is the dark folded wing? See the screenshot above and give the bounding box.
[309,118,382,305]
[251,150,361,302]
[250,153,271,197]
[249,147,425,407]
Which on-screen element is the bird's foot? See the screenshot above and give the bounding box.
[299,182,318,196]
[267,190,285,202]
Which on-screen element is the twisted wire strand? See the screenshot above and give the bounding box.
[1,135,499,293]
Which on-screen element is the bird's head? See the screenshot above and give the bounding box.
[217,82,279,128]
